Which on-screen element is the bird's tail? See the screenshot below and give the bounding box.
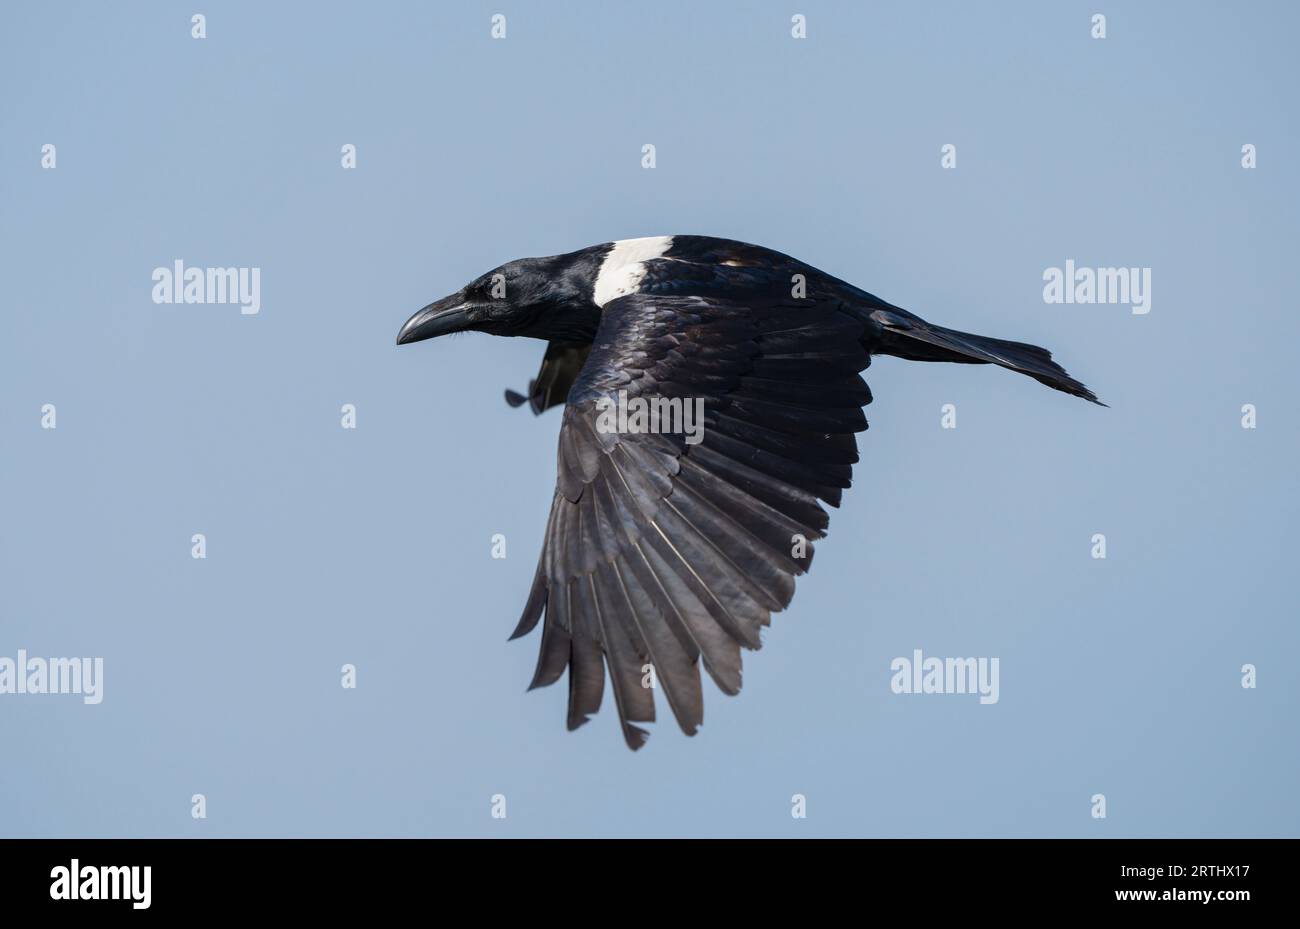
[871,308,1103,405]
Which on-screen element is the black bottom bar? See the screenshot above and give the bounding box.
[0,838,1282,914]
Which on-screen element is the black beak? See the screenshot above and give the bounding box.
[396,296,473,345]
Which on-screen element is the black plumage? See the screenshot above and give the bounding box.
[397,235,1100,749]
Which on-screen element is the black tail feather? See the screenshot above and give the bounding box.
[871,309,1104,405]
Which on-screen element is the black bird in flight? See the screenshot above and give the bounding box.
[397,235,1099,749]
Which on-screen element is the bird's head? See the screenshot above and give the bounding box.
[397,249,605,346]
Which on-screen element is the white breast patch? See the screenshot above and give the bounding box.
[592,236,674,307]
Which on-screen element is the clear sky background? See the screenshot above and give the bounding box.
[2,1,1297,837]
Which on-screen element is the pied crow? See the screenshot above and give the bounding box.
[397,235,1100,749]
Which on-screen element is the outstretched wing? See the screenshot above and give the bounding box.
[511,290,872,749]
